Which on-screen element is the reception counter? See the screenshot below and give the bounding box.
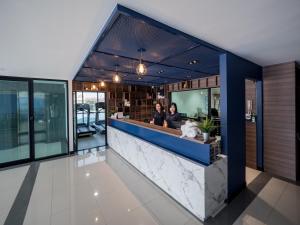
[107,118,227,221]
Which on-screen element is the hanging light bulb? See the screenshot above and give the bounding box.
[113,64,121,83]
[113,73,120,83]
[136,48,147,76]
[100,80,105,87]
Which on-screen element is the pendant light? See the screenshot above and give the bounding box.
[136,48,147,76]
[113,74,120,83]
[100,80,105,87]
[113,64,121,83]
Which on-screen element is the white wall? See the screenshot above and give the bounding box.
[1,0,300,80]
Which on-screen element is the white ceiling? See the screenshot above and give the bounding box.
[0,0,299,80]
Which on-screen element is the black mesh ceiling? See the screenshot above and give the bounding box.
[74,5,224,86]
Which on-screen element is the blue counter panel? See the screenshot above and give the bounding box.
[108,119,211,166]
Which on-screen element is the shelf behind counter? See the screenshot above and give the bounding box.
[108,118,217,166]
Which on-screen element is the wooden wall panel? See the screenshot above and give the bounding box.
[245,80,257,169]
[192,79,199,89]
[207,76,217,87]
[263,62,296,180]
[199,78,207,88]
[246,122,257,169]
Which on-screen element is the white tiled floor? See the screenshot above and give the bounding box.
[234,175,300,225]
[246,167,261,185]
[1,150,300,225]
[22,149,200,225]
[0,165,29,225]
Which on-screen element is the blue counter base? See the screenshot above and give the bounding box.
[108,118,211,166]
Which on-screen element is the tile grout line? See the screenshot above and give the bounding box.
[4,162,40,225]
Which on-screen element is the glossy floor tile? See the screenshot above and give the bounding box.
[0,165,29,225]
[233,177,300,225]
[246,167,261,185]
[1,148,300,225]
[22,148,202,225]
[77,133,105,150]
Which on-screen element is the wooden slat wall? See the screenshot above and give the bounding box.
[245,79,257,169]
[263,62,296,180]
[246,122,257,169]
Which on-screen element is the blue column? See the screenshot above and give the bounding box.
[220,53,262,199]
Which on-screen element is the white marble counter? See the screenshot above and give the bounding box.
[107,125,227,221]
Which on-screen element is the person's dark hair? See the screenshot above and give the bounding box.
[169,102,178,114]
[155,102,164,113]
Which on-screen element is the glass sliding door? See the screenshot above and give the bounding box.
[0,79,30,165]
[76,91,106,151]
[33,80,68,159]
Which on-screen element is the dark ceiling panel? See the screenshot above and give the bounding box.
[75,5,222,86]
[162,45,219,74]
[97,14,198,63]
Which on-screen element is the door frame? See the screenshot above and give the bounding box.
[73,90,108,152]
[0,75,69,168]
[244,77,264,172]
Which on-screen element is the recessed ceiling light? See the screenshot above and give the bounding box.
[94,191,99,197]
[188,60,198,65]
[138,77,142,80]
[157,70,164,74]
[85,172,90,177]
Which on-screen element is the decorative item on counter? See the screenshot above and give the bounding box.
[116,112,124,119]
[110,110,116,118]
[180,120,201,138]
[198,117,217,142]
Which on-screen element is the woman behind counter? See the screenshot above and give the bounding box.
[150,102,166,126]
[166,102,181,129]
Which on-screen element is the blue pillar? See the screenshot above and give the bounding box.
[220,53,262,199]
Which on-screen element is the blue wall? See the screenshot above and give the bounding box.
[220,53,262,199]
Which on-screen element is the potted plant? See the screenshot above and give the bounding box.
[198,117,217,142]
